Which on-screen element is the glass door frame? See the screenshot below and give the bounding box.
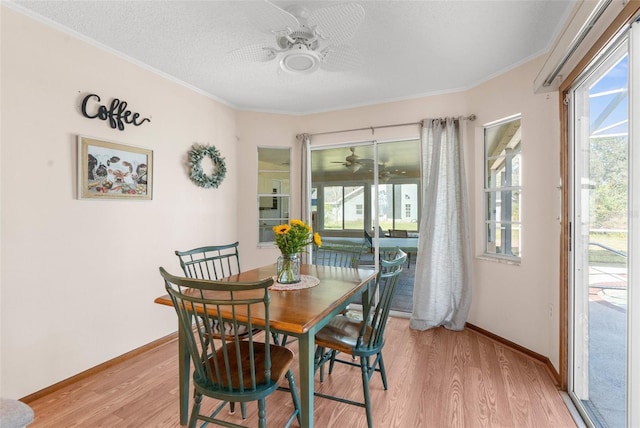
[565,18,639,428]
[629,18,640,428]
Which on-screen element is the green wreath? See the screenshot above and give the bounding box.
[188,144,227,189]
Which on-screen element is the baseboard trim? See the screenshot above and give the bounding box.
[465,322,562,387]
[20,332,178,404]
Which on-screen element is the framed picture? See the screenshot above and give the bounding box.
[77,135,153,200]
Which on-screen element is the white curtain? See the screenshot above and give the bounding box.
[410,118,472,331]
[299,133,312,262]
[299,133,311,224]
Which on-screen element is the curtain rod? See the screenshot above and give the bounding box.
[298,114,476,139]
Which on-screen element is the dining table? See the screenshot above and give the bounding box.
[154,262,378,428]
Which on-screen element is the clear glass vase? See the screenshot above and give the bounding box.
[276,253,301,284]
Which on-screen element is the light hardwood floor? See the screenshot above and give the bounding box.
[25,317,577,427]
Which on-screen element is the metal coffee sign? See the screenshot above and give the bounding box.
[81,93,151,131]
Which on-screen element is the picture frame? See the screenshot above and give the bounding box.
[77,135,153,200]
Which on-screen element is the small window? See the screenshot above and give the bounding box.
[405,204,411,218]
[258,148,290,244]
[484,115,521,259]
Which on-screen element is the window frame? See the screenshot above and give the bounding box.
[482,115,522,261]
[257,147,291,246]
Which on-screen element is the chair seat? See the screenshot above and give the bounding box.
[315,315,373,355]
[201,341,295,389]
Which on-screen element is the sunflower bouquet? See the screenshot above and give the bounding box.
[272,219,322,255]
[272,219,321,283]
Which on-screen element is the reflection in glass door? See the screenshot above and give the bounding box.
[570,36,630,428]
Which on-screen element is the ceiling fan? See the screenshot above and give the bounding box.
[229,1,365,75]
[331,147,373,172]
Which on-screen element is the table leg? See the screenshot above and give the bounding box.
[179,321,190,425]
[298,333,314,428]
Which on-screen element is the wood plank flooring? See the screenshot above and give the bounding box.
[25,317,577,427]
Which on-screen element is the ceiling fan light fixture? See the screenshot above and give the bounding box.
[279,43,321,74]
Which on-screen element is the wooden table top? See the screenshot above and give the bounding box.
[155,263,377,335]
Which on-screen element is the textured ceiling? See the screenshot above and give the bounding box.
[8,0,575,115]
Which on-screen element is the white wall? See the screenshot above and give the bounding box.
[1,5,563,400]
[0,7,239,398]
[467,57,562,369]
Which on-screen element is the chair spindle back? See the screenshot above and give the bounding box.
[357,249,406,353]
[175,242,240,281]
[159,268,278,397]
[312,241,366,268]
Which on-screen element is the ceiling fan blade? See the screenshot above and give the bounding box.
[309,3,365,44]
[245,0,300,34]
[228,44,277,62]
[320,44,363,72]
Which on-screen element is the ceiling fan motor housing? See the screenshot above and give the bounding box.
[279,42,322,74]
[277,28,318,50]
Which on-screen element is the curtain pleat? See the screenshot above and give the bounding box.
[410,118,472,331]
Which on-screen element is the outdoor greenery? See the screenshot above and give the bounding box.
[588,136,628,266]
[589,231,627,266]
[590,136,628,229]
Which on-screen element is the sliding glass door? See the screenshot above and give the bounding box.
[568,23,638,428]
[310,139,420,313]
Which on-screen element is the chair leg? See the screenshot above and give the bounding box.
[228,401,246,418]
[360,357,374,428]
[258,398,267,428]
[328,350,338,374]
[272,332,289,346]
[189,393,203,428]
[377,352,388,390]
[314,346,329,382]
[286,369,302,426]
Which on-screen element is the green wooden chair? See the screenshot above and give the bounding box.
[313,249,407,428]
[175,243,252,417]
[159,268,301,428]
